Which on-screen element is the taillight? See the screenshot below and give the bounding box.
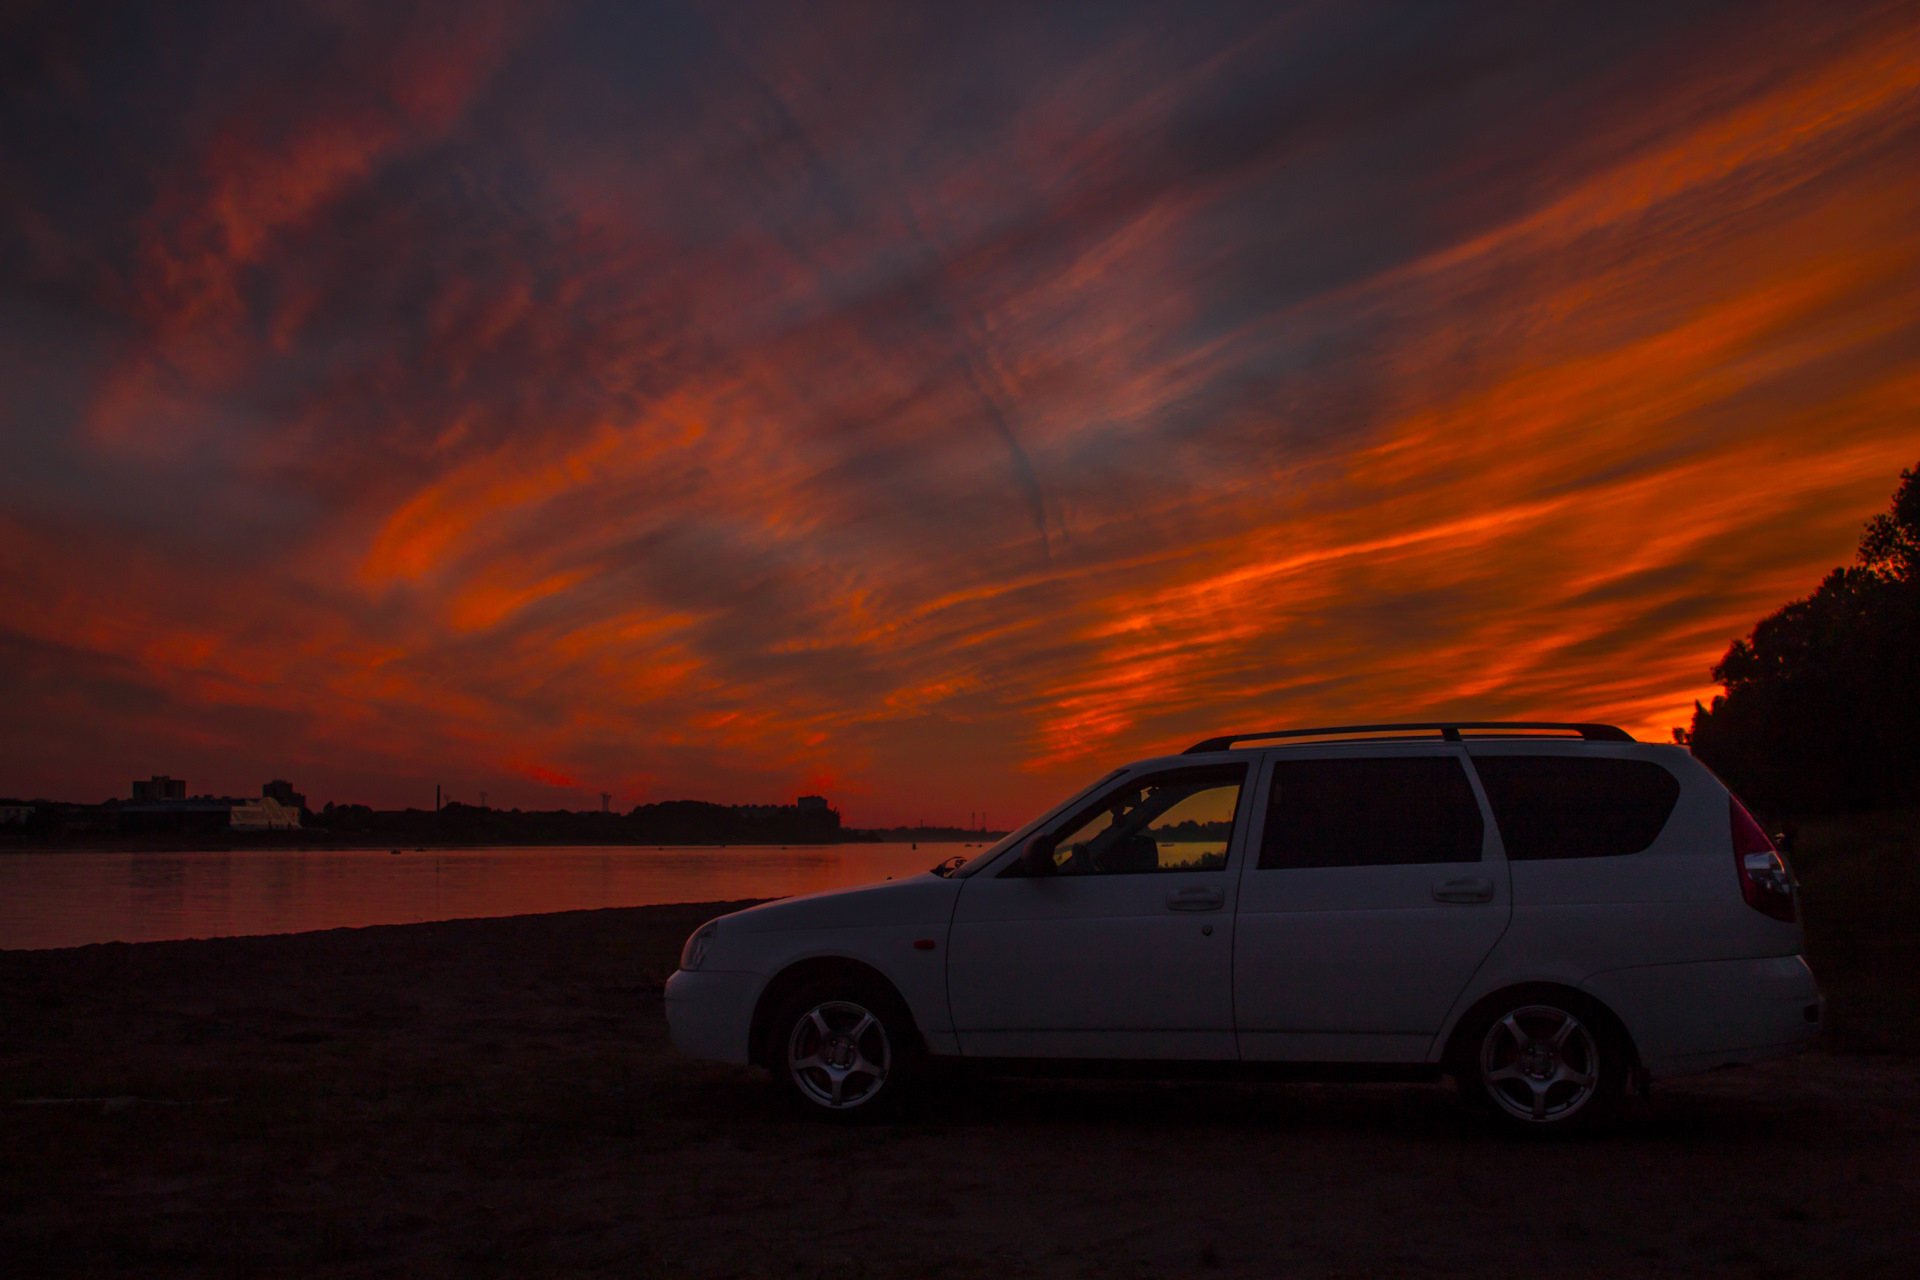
[1730,797,1796,923]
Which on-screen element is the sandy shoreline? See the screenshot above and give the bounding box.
[3,901,1917,1277]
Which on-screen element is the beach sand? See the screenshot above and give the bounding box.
[3,901,1917,1277]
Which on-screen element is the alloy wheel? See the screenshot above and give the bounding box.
[786,999,892,1110]
[1478,1004,1601,1123]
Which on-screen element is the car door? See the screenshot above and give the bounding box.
[947,762,1249,1059]
[1233,746,1511,1062]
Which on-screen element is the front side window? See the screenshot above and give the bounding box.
[1259,756,1485,869]
[1031,765,1246,876]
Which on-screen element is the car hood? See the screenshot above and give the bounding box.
[719,872,962,933]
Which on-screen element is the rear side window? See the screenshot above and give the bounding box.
[1259,757,1484,869]
[1471,755,1680,860]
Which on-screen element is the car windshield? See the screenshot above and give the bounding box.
[934,768,1129,877]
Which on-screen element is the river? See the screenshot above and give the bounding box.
[0,842,986,950]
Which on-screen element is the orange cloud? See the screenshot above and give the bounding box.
[4,2,1918,826]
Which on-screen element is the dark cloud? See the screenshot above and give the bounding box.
[1,0,1917,820]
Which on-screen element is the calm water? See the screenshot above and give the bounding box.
[0,843,980,951]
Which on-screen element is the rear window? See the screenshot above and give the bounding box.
[1259,756,1484,869]
[1471,755,1681,860]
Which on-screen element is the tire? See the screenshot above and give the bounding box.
[1451,989,1629,1136]
[767,979,921,1122]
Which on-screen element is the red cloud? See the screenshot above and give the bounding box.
[4,3,1918,827]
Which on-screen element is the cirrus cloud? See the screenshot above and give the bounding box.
[2,0,1917,824]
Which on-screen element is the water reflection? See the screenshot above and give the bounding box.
[0,844,965,951]
[129,856,188,930]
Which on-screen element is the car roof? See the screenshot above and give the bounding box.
[1179,722,1633,754]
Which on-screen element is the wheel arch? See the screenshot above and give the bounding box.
[747,955,923,1068]
[1438,981,1640,1077]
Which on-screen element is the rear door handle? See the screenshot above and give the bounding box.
[1166,886,1225,912]
[1430,877,1495,904]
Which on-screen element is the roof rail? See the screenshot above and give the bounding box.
[1182,722,1635,754]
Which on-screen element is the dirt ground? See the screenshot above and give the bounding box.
[2,901,1917,1279]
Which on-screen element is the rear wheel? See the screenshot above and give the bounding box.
[769,981,920,1121]
[1454,992,1628,1135]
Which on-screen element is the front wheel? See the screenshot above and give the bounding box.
[769,982,920,1121]
[1453,992,1629,1135]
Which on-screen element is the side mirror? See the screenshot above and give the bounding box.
[1018,833,1059,876]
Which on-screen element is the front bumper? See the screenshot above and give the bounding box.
[663,968,762,1065]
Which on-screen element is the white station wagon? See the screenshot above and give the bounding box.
[665,722,1822,1131]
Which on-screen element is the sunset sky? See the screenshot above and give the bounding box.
[3,0,1918,824]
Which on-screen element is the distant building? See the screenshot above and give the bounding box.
[796,795,829,811]
[229,795,302,830]
[120,778,304,832]
[119,797,235,834]
[131,775,187,802]
[0,805,33,826]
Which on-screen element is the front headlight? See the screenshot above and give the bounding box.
[679,919,719,971]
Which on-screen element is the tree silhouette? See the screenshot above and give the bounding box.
[1859,463,1920,582]
[1682,463,1920,815]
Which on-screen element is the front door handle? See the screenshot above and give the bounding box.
[1166,886,1225,912]
[1430,877,1495,904]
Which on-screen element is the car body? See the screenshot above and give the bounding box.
[665,722,1822,1127]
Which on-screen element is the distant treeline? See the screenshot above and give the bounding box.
[1146,819,1233,842]
[317,799,845,846]
[313,804,1002,846]
[1681,462,1919,816]
[0,795,1008,849]
[856,826,1009,844]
